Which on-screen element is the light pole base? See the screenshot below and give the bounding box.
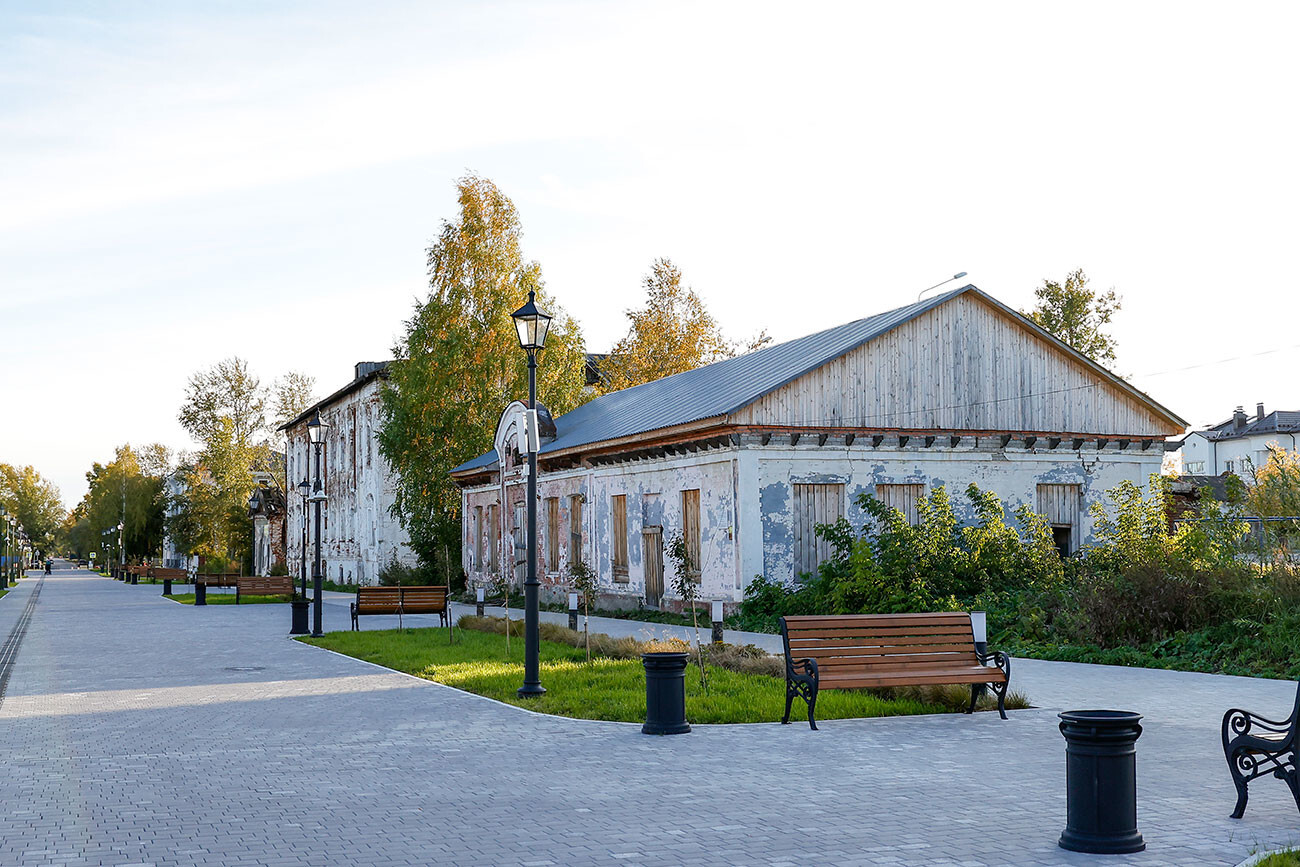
[517,684,547,699]
[290,600,310,635]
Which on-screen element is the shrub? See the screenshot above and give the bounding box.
[378,558,433,586]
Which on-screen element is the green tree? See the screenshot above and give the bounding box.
[601,258,743,392]
[379,174,590,567]
[173,357,281,569]
[1024,268,1121,365]
[0,464,66,553]
[272,371,316,430]
[65,445,167,562]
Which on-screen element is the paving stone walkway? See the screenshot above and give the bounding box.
[1,565,1298,866]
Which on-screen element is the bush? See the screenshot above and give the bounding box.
[378,558,434,586]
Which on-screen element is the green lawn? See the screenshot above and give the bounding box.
[302,627,963,724]
[165,593,291,605]
[0,589,7,600]
[1257,852,1300,866]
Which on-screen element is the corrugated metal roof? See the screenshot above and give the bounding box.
[450,283,1188,476]
[451,287,969,474]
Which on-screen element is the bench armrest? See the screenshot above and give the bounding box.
[1224,707,1296,741]
[786,656,819,685]
[977,649,1011,683]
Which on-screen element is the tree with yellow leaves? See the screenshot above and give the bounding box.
[600,258,765,392]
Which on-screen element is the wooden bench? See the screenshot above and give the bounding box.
[236,575,294,604]
[351,585,450,630]
[1223,681,1300,817]
[780,612,1012,730]
[149,567,190,595]
[195,573,240,589]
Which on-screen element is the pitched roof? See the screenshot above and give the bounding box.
[451,285,1185,476]
[278,362,389,432]
[1200,410,1300,441]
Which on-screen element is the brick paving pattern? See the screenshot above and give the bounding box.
[0,564,1298,866]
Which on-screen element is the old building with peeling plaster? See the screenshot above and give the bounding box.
[280,362,418,586]
[452,286,1187,611]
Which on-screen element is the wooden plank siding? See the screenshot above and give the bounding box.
[729,292,1179,437]
[793,483,844,579]
[1037,483,1082,551]
[875,483,925,525]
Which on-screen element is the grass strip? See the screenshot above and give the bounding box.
[164,593,290,605]
[301,626,998,724]
[1257,852,1300,866]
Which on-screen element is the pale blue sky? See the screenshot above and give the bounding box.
[3,1,1299,508]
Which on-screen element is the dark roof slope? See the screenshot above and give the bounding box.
[452,288,977,475]
[279,363,389,432]
[1200,410,1300,441]
[451,285,1186,476]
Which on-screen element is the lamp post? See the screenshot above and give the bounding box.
[297,478,310,599]
[511,288,552,698]
[118,521,125,574]
[248,488,263,575]
[1,508,10,588]
[307,410,329,638]
[288,477,311,635]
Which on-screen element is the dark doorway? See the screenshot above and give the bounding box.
[1052,525,1072,559]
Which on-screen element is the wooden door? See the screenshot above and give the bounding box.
[643,526,664,608]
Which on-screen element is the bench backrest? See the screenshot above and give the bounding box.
[781,613,979,673]
[355,586,403,614]
[237,575,294,596]
[399,586,448,612]
[149,568,189,580]
[196,573,240,587]
[355,585,449,614]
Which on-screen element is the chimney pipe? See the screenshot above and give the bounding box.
[1233,406,1247,431]
[1256,402,1265,422]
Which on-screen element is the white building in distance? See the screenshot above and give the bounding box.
[1177,404,1300,478]
[280,362,418,586]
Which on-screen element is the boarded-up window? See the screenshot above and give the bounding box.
[487,504,499,572]
[569,495,583,566]
[546,497,559,573]
[876,483,925,526]
[1037,484,1081,557]
[681,489,701,581]
[611,494,628,581]
[473,505,483,570]
[793,483,844,579]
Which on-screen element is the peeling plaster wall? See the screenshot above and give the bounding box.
[459,439,1164,605]
[462,452,741,608]
[755,441,1162,584]
[284,376,417,586]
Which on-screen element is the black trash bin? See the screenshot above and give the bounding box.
[641,652,691,735]
[195,581,207,606]
[1059,710,1145,854]
[290,599,310,635]
[162,578,172,596]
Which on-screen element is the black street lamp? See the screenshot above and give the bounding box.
[511,288,552,699]
[307,409,329,638]
[297,478,310,599]
[118,521,125,573]
[1,507,10,587]
[288,477,311,635]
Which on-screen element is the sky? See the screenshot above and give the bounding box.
[3,0,1299,511]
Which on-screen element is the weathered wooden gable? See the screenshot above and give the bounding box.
[729,291,1181,437]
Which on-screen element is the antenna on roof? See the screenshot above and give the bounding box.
[917,272,968,302]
